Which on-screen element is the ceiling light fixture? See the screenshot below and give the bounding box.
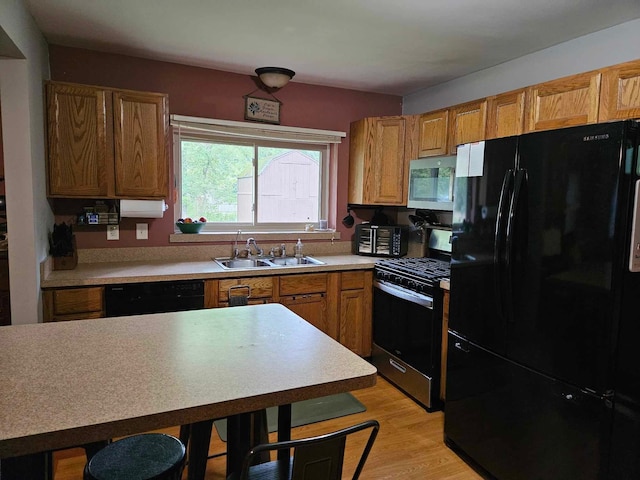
[255,67,296,89]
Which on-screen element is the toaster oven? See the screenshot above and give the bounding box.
[355,224,408,257]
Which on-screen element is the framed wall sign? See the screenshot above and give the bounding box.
[244,95,281,124]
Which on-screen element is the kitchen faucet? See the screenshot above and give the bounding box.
[245,237,263,257]
[232,230,241,258]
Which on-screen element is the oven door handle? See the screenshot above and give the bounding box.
[373,280,433,309]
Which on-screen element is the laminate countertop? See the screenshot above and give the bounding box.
[41,254,379,288]
[0,304,377,460]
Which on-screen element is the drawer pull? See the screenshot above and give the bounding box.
[389,359,407,374]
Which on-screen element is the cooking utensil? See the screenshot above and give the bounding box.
[342,208,355,228]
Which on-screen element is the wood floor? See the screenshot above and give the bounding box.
[52,375,483,480]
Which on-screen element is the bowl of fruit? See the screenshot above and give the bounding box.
[176,217,207,234]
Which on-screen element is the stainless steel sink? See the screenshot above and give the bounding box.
[269,256,324,266]
[215,258,272,269]
[214,256,325,269]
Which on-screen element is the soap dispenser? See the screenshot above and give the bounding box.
[294,238,304,258]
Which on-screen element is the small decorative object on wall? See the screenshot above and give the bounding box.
[244,95,281,124]
[244,66,295,125]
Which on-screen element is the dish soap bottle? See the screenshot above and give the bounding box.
[294,238,304,258]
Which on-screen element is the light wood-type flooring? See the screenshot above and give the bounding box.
[52,375,483,480]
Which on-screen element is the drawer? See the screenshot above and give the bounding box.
[219,277,274,302]
[279,273,328,296]
[341,271,366,290]
[52,287,104,315]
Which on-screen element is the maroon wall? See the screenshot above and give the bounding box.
[48,45,402,248]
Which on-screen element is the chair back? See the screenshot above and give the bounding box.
[236,419,379,480]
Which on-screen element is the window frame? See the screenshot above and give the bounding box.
[172,116,343,233]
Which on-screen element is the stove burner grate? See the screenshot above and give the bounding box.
[375,257,450,281]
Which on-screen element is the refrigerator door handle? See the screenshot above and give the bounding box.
[494,169,514,321]
[505,168,527,324]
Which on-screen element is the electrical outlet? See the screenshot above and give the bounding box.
[107,225,119,241]
[136,223,149,240]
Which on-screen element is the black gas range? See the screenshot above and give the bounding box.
[374,257,450,295]
[371,256,450,411]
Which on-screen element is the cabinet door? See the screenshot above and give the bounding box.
[599,60,640,121]
[340,289,371,356]
[43,286,105,322]
[418,110,449,157]
[486,90,526,139]
[46,83,113,197]
[113,91,169,198]
[525,71,601,132]
[348,116,408,206]
[339,270,372,357]
[371,117,407,205]
[204,279,219,308]
[281,294,330,335]
[448,100,487,154]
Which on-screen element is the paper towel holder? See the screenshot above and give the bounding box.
[119,199,168,218]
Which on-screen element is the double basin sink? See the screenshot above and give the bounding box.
[215,256,325,270]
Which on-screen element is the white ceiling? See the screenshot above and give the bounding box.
[25,0,640,96]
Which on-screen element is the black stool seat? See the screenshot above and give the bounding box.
[84,433,186,480]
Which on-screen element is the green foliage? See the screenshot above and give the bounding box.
[181,141,253,222]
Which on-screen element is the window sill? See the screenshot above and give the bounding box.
[169,230,341,243]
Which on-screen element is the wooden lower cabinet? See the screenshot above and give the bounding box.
[43,286,105,322]
[337,271,372,357]
[205,269,373,357]
[41,268,374,356]
[339,289,370,356]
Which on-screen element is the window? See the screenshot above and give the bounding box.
[172,116,345,232]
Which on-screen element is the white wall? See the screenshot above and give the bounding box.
[403,18,640,114]
[0,0,52,324]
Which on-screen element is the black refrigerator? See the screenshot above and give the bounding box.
[444,120,640,480]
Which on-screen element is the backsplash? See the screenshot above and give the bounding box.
[76,240,353,263]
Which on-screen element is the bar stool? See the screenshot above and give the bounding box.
[83,433,186,480]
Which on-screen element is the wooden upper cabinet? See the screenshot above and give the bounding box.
[46,81,169,199]
[418,110,449,157]
[599,59,640,121]
[113,91,169,197]
[525,71,601,133]
[46,83,112,197]
[448,99,487,154]
[348,116,412,206]
[486,90,526,139]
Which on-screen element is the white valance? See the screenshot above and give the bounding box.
[170,114,346,145]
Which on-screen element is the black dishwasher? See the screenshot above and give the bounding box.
[105,280,205,317]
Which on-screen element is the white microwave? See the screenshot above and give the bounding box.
[407,156,456,210]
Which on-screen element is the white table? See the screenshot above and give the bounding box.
[0,304,377,479]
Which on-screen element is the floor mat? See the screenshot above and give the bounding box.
[214,392,366,442]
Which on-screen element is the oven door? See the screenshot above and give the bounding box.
[372,279,442,410]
